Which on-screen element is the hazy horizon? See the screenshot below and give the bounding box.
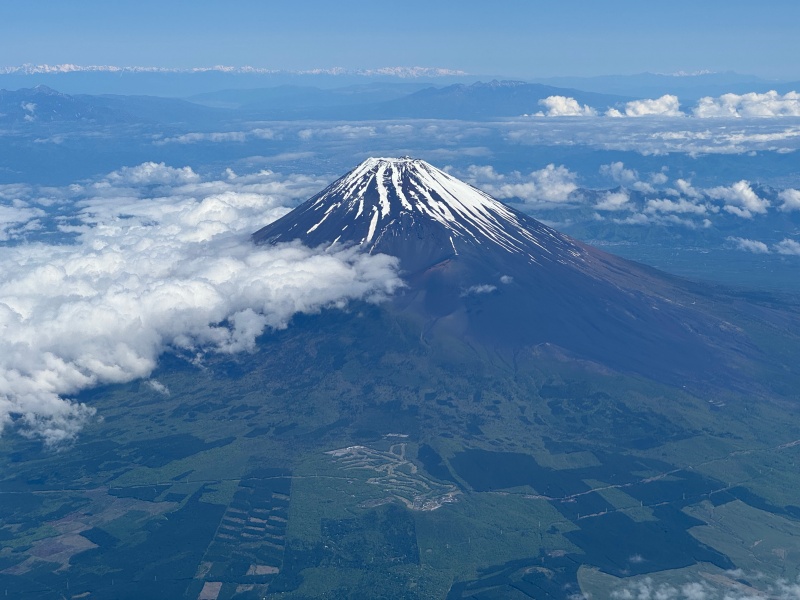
[3,1,800,80]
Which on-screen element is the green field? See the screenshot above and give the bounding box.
[2,304,800,599]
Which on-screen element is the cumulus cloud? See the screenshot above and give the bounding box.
[104,162,200,186]
[595,190,631,211]
[775,238,800,255]
[600,162,639,186]
[0,202,46,241]
[670,178,704,200]
[0,164,403,445]
[728,236,771,254]
[599,161,666,193]
[146,380,170,396]
[706,180,769,218]
[21,101,36,122]
[464,164,579,205]
[461,284,497,296]
[646,198,709,215]
[535,96,597,117]
[694,90,800,118]
[778,189,800,212]
[651,171,669,186]
[607,95,684,117]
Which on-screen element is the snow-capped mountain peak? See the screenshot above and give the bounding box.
[251,157,749,386]
[253,157,584,271]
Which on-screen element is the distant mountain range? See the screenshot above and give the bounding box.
[0,85,117,124]
[2,65,797,100]
[332,81,632,119]
[187,82,434,110]
[190,80,632,119]
[1,81,629,123]
[0,85,224,125]
[0,65,475,97]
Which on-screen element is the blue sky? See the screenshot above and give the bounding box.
[2,0,800,79]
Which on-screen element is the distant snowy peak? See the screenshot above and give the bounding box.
[0,64,467,78]
[253,157,585,270]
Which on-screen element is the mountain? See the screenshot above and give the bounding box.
[6,158,800,599]
[534,71,797,101]
[0,85,224,125]
[0,85,117,124]
[186,80,630,119]
[187,82,433,110]
[0,81,627,125]
[0,67,474,97]
[354,80,633,119]
[253,157,753,387]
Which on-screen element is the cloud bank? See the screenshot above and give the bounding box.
[461,160,800,234]
[462,164,579,205]
[526,91,799,128]
[694,91,800,118]
[611,574,800,600]
[0,163,402,445]
[154,128,277,145]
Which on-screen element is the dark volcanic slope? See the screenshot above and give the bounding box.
[253,157,752,385]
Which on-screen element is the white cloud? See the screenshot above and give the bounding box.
[461,284,497,296]
[775,238,800,255]
[465,165,504,182]
[612,213,650,225]
[599,161,661,193]
[595,190,631,211]
[694,91,800,118]
[385,124,415,135]
[298,125,377,140]
[611,574,800,600]
[103,162,200,186]
[670,179,703,200]
[0,164,403,446]
[651,171,669,186]
[464,164,579,205]
[646,198,709,215]
[501,115,800,155]
[778,188,800,212]
[21,101,36,122]
[706,180,769,218]
[728,236,771,254]
[607,95,684,117]
[600,162,639,186]
[154,128,277,145]
[146,379,170,396]
[0,202,46,241]
[536,96,597,117]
